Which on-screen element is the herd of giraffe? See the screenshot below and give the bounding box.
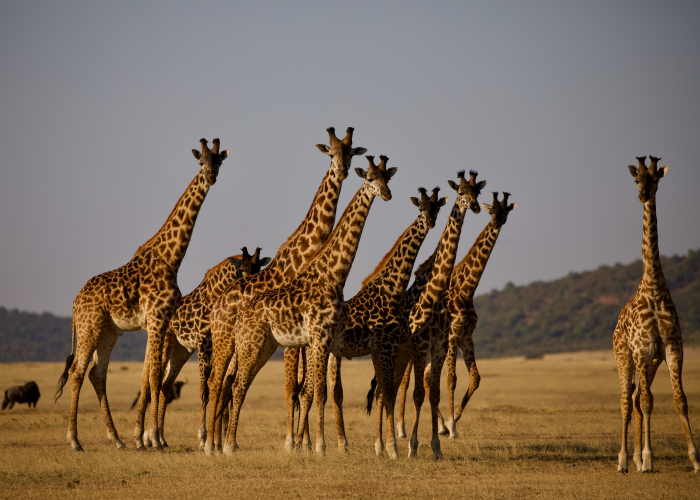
[53,130,699,473]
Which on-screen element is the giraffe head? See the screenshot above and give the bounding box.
[447,170,487,213]
[227,247,272,277]
[316,127,368,180]
[482,191,517,228]
[410,187,448,229]
[355,155,397,201]
[191,138,230,185]
[628,156,668,203]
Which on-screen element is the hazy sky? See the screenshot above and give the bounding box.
[1,1,699,317]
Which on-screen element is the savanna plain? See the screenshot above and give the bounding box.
[1,350,699,499]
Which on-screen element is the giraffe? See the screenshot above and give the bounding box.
[614,156,699,473]
[205,127,366,451]
[54,138,230,451]
[434,191,517,438]
[288,187,447,458]
[400,170,485,459]
[139,247,271,449]
[216,155,397,456]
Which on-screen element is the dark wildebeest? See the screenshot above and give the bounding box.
[3,382,40,409]
[130,380,187,410]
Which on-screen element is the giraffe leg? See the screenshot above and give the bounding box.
[197,342,212,450]
[222,341,267,456]
[429,346,447,460]
[453,330,481,427]
[328,353,349,453]
[217,354,238,450]
[408,352,428,458]
[309,341,331,456]
[66,322,103,451]
[157,336,191,448]
[205,340,234,455]
[143,321,168,451]
[374,335,400,459]
[440,342,457,438]
[396,355,413,439]
[637,356,662,472]
[283,348,301,452]
[297,351,313,451]
[666,345,700,472]
[371,352,385,457]
[88,326,125,449]
[134,343,152,448]
[614,336,634,473]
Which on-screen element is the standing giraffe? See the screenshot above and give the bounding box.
[614,156,699,473]
[402,170,485,459]
[206,128,366,451]
[289,187,447,457]
[217,155,396,456]
[436,191,517,438]
[142,247,271,449]
[54,138,229,451]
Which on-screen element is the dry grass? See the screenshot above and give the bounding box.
[1,350,699,499]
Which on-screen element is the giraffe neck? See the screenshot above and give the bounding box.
[313,183,377,285]
[416,201,467,311]
[135,171,210,271]
[265,168,344,280]
[204,260,241,302]
[641,197,667,292]
[451,221,501,299]
[373,217,431,304]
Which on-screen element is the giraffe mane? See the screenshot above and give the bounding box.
[414,247,438,276]
[203,254,242,280]
[276,170,331,253]
[299,186,363,273]
[361,223,413,288]
[133,175,199,257]
[454,223,490,272]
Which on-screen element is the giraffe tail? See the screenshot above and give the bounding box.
[215,372,236,421]
[54,319,77,403]
[364,376,378,416]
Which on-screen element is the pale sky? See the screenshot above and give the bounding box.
[1,1,699,317]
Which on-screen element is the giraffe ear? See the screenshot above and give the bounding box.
[410,197,421,207]
[438,197,448,207]
[657,165,668,178]
[227,257,243,268]
[386,167,398,178]
[192,149,202,161]
[481,203,493,211]
[447,179,460,192]
[355,167,367,179]
[258,257,272,268]
[219,149,230,161]
[628,165,638,177]
[508,202,518,211]
[316,144,331,155]
[351,147,368,156]
[476,180,487,191]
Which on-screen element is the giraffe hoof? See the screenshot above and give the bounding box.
[617,468,628,474]
[70,445,84,452]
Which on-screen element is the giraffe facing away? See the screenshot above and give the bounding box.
[400,170,486,459]
[139,246,271,449]
[214,155,397,456]
[205,128,366,451]
[433,191,517,438]
[54,138,230,451]
[614,156,699,473]
[287,187,447,457]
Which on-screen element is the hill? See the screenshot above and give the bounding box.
[473,249,700,359]
[1,249,698,362]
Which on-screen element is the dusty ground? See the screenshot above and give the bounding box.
[1,350,699,499]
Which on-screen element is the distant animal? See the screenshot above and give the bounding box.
[3,381,40,410]
[131,380,187,410]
